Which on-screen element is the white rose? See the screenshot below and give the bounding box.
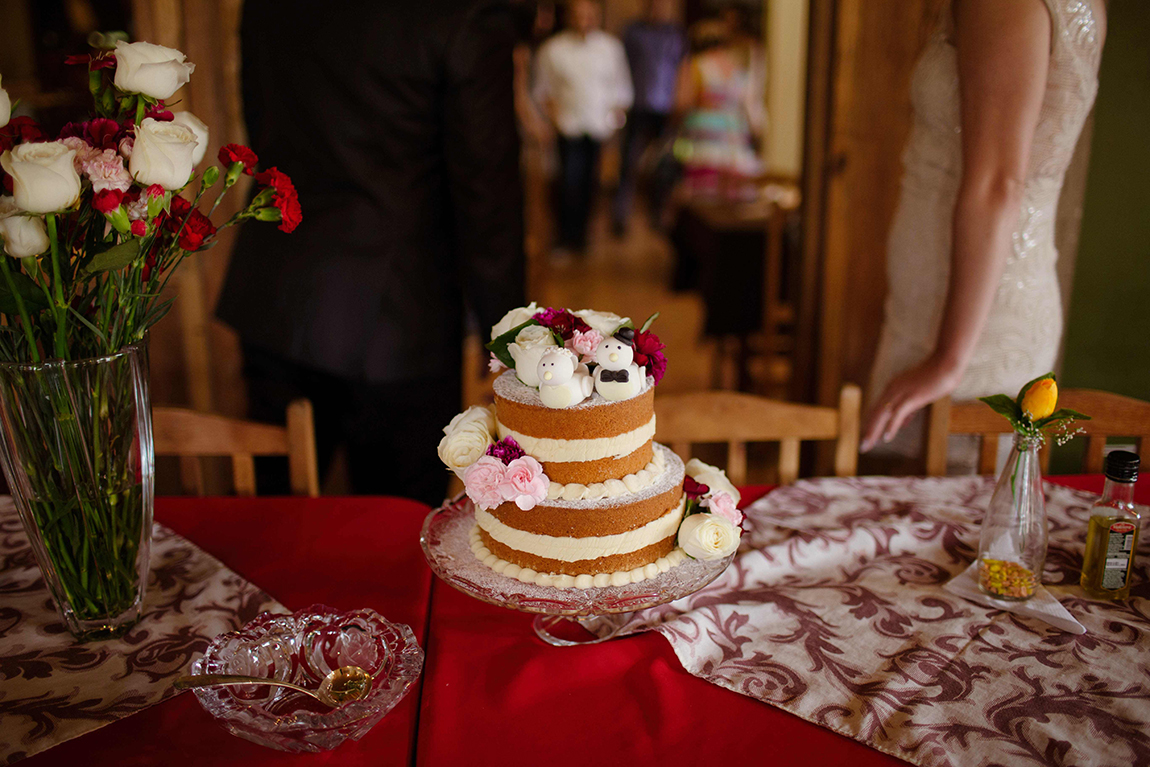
[129,118,198,190]
[0,197,48,258]
[443,405,496,437]
[0,142,82,214]
[507,324,558,387]
[574,309,629,337]
[490,301,540,340]
[685,458,741,505]
[113,41,194,100]
[171,111,209,166]
[678,513,740,560]
[438,422,494,478]
[0,75,10,129]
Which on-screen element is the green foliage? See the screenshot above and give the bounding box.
[0,269,49,315]
[484,319,539,370]
[82,239,141,275]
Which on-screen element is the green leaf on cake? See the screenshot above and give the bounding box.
[640,312,660,333]
[484,319,539,370]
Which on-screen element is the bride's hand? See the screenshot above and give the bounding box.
[861,357,962,452]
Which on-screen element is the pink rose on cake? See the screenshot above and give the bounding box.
[498,456,548,511]
[702,491,742,527]
[463,456,507,510]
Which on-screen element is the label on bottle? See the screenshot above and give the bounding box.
[1102,522,1137,589]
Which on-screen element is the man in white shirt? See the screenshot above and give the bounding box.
[534,0,633,254]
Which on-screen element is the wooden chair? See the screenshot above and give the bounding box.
[926,389,1150,476]
[654,384,862,485]
[153,398,320,496]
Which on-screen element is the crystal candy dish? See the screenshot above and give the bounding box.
[187,605,423,753]
[421,495,736,617]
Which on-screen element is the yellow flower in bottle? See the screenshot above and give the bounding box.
[1021,378,1057,421]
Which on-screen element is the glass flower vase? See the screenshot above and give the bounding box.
[976,433,1046,601]
[0,342,154,640]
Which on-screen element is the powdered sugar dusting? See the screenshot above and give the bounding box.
[493,369,652,411]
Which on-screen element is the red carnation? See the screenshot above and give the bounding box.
[219,144,258,173]
[130,220,147,237]
[684,476,710,499]
[145,105,174,122]
[146,184,165,199]
[59,118,124,151]
[254,166,302,233]
[533,307,590,341]
[92,188,125,213]
[632,330,667,385]
[163,195,217,251]
[64,52,115,71]
[0,116,46,152]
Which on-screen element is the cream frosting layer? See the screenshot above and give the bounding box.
[546,445,667,501]
[496,415,656,464]
[475,496,685,563]
[469,524,688,588]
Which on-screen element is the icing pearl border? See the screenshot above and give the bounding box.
[469,524,688,589]
[546,446,668,501]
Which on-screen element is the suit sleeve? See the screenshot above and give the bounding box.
[444,3,527,335]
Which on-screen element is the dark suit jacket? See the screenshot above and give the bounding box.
[216,0,525,383]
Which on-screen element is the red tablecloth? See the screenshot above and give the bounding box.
[23,476,1149,766]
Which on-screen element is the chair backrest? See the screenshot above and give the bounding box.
[926,389,1150,476]
[654,384,861,485]
[153,398,320,496]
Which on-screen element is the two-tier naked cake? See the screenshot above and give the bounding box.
[437,305,743,589]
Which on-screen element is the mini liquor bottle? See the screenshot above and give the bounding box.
[1081,451,1141,600]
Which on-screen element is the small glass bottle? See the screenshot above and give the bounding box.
[977,433,1046,601]
[1080,451,1141,600]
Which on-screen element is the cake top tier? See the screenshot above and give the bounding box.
[492,369,652,411]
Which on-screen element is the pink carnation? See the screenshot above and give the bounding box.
[703,491,742,527]
[570,329,603,360]
[60,136,100,172]
[82,148,132,193]
[498,456,548,511]
[463,456,507,511]
[488,353,506,373]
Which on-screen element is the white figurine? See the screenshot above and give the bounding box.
[537,348,594,409]
[593,329,645,401]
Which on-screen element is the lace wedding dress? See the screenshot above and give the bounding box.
[868,0,1104,463]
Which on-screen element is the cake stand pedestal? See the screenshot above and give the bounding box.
[419,495,735,646]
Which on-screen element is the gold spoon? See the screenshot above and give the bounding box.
[174,665,373,707]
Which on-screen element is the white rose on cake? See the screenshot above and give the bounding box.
[438,406,496,478]
[490,301,540,340]
[574,308,629,337]
[171,111,210,166]
[113,41,194,100]
[678,513,740,560]
[685,458,741,505]
[0,197,49,258]
[129,118,198,190]
[1,142,82,213]
[507,324,557,387]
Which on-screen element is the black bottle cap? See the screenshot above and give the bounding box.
[1104,450,1140,483]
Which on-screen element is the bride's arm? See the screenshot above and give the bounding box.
[861,0,1052,451]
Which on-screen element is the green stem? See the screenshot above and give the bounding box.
[45,214,69,360]
[0,257,41,364]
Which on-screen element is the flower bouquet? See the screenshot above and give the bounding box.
[0,41,299,639]
[974,374,1089,600]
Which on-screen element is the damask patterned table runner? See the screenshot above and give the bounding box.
[0,499,283,764]
[591,476,1150,767]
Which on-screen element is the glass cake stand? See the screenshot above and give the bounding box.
[419,495,735,646]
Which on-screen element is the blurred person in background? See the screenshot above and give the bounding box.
[611,0,686,236]
[216,0,525,504]
[533,0,632,258]
[672,7,765,201]
[862,0,1106,470]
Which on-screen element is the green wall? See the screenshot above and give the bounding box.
[1061,0,1150,401]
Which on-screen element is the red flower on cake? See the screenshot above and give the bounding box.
[632,330,667,385]
[218,143,259,173]
[254,166,302,233]
[683,476,710,499]
[533,307,590,341]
